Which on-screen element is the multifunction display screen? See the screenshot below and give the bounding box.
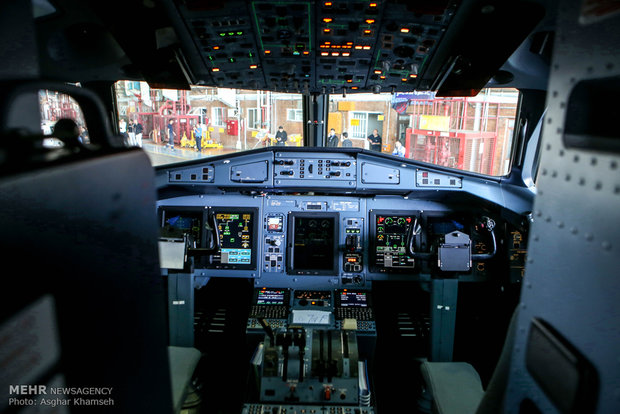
[214,211,254,268]
[289,213,338,275]
[375,215,415,269]
[339,291,368,308]
[256,289,286,305]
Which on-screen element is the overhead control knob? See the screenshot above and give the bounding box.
[268,238,282,247]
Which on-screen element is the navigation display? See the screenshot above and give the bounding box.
[339,291,369,308]
[373,214,416,270]
[210,208,257,269]
[288,213,338,275]
[256,289,286,305]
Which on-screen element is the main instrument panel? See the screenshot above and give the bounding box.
[157,150,530,287]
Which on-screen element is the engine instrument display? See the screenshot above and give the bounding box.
[374,214,416,270]
[211,209,256,269]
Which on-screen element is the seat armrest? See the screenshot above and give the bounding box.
[421,361,484,414]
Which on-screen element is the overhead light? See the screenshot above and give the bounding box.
[351,86,359,90]
[365,19,375,24]
[323,18,333,23]
[324,1,332,6]
[331,52,340,56]
[355,45,363,50]
[401,78,408,82]
[323,28,332,34]
[363,46,371,50]
[303,51,310,55]
[369,3,377,7]
[250,64,258,69]
[400,28,410,33]
[364,29,372,34]
[409,74,417,78]
[374,69,382,74]
[380,75,386,79]
[321,52,329,56]
[213,46,221,50]
[265,50,271,54]
[342,52,350,57]
[212,68,220,72]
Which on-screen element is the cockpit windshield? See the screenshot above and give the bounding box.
[114,81,518,175]
[326,88,519,176]
[114,81,304,167]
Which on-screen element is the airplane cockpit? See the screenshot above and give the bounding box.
[1,0,619,414]
[154,143,530,412]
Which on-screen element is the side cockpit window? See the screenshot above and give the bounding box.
[39,90,89,148]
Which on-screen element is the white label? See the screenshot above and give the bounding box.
[0,295,61,411]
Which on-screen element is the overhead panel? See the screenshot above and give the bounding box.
[251,1,315,93]
[180,1,267,90]
[174,0,459,94]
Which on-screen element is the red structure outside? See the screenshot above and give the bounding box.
[403,96,509,175]
[40,90,81,123]
[130,90,199,144]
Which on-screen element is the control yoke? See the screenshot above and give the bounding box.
[471,216,497,261]
[188,211,221,256]
[406,216,497,269]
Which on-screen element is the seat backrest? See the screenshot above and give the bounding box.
[0,78,172,412]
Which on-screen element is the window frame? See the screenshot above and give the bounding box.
[287,108,303,122]
[212,107,226,127]
[247,107,260,130]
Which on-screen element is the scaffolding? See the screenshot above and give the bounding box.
[403,94,512,175]
[40,90,81,124]
[130,90,199,145]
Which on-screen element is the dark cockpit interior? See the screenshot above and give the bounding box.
[1,1,619,414]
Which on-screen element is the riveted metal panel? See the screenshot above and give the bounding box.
[504,1,620,413]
